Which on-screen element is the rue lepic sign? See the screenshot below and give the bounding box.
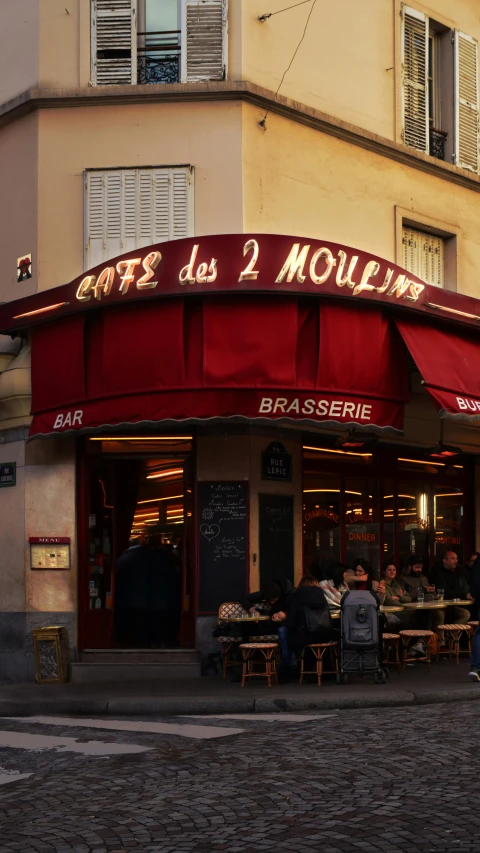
[0,463,16,487]
[261,442,292,482]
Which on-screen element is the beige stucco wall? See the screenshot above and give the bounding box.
[241,102,480,299]
[0,115,38,304]
[0,440,26,612]
[24,437,77,616]
[0,0,39,103]
[37,101,243,289]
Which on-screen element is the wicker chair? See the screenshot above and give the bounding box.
[217,601,246,678]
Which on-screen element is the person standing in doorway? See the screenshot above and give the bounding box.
[148,536,182,647]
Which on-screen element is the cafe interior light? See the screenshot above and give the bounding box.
[335,432,378,450]
[138,494,183,504]
[398,456,463,469]
[303,445,372,458]
[146,468,183,480]
[427,442,463,460]
[89,436,192,441]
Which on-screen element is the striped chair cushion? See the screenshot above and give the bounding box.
[240,643,277,649]
[440,624,472,632]
[468,621,479,627]
[217,636,242,644]
[383,633,400,640]
[249,634,279,642]
[218,601,248,619]
[399,630,434,637]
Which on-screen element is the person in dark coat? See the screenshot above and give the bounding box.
[114,539,155,647]
[431,550,472,628]
[284,575,335,655]
[148,536,182,647]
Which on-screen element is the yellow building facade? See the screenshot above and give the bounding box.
[1,0,480,680]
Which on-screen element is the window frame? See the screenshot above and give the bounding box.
[395,205,459,292]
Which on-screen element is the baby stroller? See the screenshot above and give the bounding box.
[337,590,387,684]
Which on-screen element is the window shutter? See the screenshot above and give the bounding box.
[454,31,479,172]
[402,226,444,288]
[86,167,194,268]
[91,0,137,85]
[401,6,428,153]
[171,168,193,239]
[85,172,106,268]
[182,0,228,82]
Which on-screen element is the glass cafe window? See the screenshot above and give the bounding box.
[396,483,430,569]
[344,478,379,570]
[303,473,341,571]
[433,486,464,563]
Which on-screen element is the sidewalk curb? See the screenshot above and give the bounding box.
[1,686,479,716]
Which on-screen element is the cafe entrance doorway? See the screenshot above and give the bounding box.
[79,435,195,651]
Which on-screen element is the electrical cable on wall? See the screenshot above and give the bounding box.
[258,0,314,22]
[258,0,317,131]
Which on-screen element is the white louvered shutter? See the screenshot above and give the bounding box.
[91,0,137,85]
[138,167,193,245]
[402,226,444,288]
[182,0,228,82]
[86,167,194,268]
[454,31,479,172]
[85,172,106,268]
[401,6,428,153]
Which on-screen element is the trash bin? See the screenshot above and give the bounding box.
[32,626,70,683]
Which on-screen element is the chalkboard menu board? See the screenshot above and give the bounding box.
[259,494,294,587]
[198,481,248,612]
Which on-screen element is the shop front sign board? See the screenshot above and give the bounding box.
[261,442,292,482]
[29,537,71,570]
[0,463,16,487]
[3,233,480,333]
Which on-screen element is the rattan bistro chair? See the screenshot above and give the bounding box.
[435,623,472,665]
[297,641,339,686]
[217,602,246,678]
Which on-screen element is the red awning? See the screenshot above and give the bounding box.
[29,298,408,436]
[396,318,480,419]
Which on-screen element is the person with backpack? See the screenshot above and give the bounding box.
[284,575,335,655]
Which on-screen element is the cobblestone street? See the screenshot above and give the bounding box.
[0,700,479,853]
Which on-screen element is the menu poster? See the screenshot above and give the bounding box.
[29,537,71,570]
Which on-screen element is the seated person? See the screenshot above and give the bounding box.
[382,562,411,605]
[431,551,472,643]
[283,575,335,656]
[320,562,350,609]
[351,560,386,604]
[400,555,435,601]
[246,578,293,620]
[247,579,294,675]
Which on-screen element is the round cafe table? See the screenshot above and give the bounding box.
[331,605,404,619]
[402,601,448,609]
[225,615,270,622]
[224,614,271,642]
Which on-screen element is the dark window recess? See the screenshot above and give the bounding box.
[97,48,131,59]
[429,128,448,160]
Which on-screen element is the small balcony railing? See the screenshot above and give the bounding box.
[429,127,448,161]
[137,30,181,85]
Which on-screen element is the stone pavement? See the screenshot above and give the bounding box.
[0,701,479,852]
[1,658,480,716]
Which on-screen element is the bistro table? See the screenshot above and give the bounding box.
[224,614,271,642]
[331,605,404,619]
[402,601,448,609]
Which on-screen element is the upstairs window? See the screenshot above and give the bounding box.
[402,226,444,288]
[91,0,228,87]
[84,166,194,269]
[401,5,479,172]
